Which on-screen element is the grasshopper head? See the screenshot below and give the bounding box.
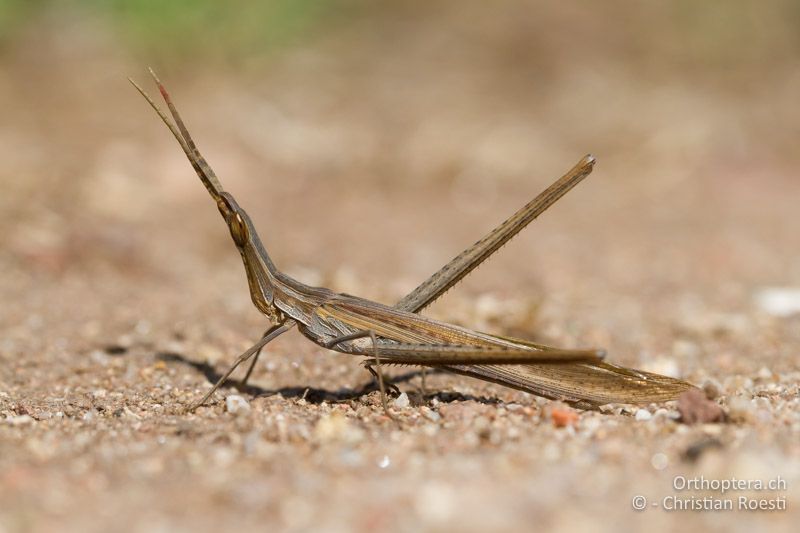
[131,70,283,324]
[216,192,284,325]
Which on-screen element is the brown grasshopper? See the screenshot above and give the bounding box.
[131,70,694,413]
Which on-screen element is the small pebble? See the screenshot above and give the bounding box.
[702,378,722,400]
[635,409,652,421]
[652,408,670,420]
[225,395,251,415]
[727,396,755,423]
[314,413,364,444]
[393,392,410,409]
[549,405,579,427]
[677,389,725,424]
[420,406,441,422]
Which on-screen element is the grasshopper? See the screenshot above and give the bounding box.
[131,70,694,413]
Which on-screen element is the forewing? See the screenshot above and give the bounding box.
[444,362,693,408]
[319,297,694,407]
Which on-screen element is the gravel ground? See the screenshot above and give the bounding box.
[2,173,798,532]
[2,4,800,532]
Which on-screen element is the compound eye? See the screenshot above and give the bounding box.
[228,213,248,246]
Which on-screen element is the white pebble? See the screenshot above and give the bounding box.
[225,395,251,414]
[727,396,754,423]
[635,409,653,421]
[393,392,410,409]
[4,415,34,426]
[652,408,670,421]
[424,410,441,422]
[754,287,800,317]
[314,413,364,444]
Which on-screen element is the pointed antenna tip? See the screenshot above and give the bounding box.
[146,68,170,100]
[584,154,596,166]
[128,77,149,99]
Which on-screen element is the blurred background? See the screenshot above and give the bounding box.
[3,0,798,285]
[1,1,799,532]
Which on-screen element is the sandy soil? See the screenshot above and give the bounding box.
[2,4,799,532]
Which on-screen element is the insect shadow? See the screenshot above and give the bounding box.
[155,351,494,405]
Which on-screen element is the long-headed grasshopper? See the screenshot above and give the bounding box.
[131,70,694,413]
